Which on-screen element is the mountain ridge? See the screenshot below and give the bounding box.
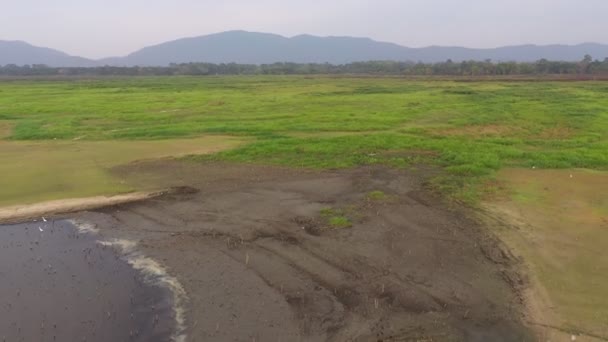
[0,40,98,67]
[2,31,608,67]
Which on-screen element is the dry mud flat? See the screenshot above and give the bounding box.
[70,162,532,341]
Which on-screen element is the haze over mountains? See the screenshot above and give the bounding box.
[2,31,608,67]
[0,40,98,67]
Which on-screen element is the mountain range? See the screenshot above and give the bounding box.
[2,31,608,67]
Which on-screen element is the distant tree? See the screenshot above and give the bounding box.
[579,55,593,74]
[536,59,549,74]
[2,58,608,77]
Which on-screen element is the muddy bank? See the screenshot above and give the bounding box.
[0,220,174,342]
[69,161,534,341]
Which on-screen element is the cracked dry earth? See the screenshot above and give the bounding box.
[73,162,532,341]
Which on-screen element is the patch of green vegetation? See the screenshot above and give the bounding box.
[367,190,387,200]
[1,76,607,205]
[319,207,353,229]
[328,216,352,229]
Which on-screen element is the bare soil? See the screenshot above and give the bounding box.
[61,161,533,341]
[0,122,11,138]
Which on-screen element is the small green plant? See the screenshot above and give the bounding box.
[320,207,353,229]
[320,207,338,217]
[328,216,352,229]
[367,190,387,201]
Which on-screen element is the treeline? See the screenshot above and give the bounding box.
[2,56,608,76]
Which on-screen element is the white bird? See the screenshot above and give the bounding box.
[39,227,44,232]
[42,217,47,222]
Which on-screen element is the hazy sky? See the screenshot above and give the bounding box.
[2,0,607,59]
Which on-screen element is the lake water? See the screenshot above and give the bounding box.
[0,220,175,342]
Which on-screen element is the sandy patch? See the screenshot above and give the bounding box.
[0,190,164,224]
[430,124,521,137]
[483,168,608,341]
[0,122,12,138]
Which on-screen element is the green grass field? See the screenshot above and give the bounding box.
[1,76,606,203]
[1,76,608,337]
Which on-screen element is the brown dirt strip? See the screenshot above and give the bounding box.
[0,190,171,224]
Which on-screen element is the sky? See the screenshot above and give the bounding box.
[2,0,607,59]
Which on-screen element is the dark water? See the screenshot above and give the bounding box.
[0,220,174,342]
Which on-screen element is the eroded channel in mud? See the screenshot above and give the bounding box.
[0,220,177,342]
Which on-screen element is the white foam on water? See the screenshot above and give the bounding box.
[70,220,188,342]
[69,219,100,234]
[100,239,188,342]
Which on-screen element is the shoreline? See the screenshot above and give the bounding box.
[0,190,170,224]
[1,163,538,340]
[0,219,177,341]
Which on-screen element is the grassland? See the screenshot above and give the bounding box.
[1,76,606,204]
[1,76,607,337]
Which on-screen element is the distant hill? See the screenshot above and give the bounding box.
[0,40,97,67]
[103,31,608,66]
[99,31,411,66]
[3,31,608,67]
